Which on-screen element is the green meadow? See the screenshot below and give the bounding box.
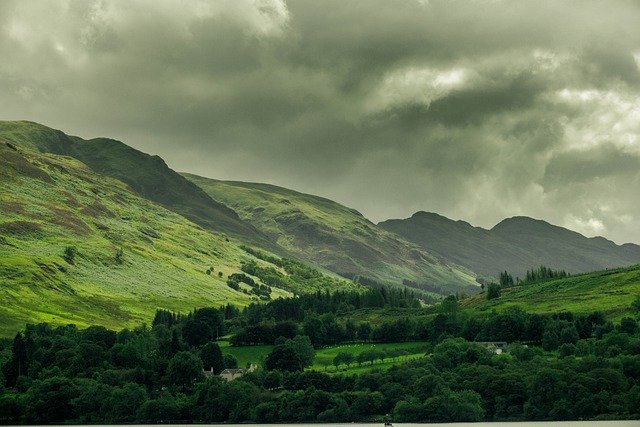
[0,143,266,335]
[218,340,430,373]
[462,264,640,320]
[311,341,430,371]
[218,340,274,368]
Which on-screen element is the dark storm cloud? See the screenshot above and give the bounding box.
[543,146,640,187]
[1,0,639,243]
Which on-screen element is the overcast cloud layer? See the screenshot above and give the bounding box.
[1,0,639,244]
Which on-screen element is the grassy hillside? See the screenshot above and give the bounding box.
[461,264,640,319]
[380,211,640,279]
[0,121,272,248]
[183,174,478,293]
[0,141,358,337]
[0,121,477,296]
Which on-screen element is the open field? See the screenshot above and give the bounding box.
[219,340,430,372]
[218,340,274,368]
[312,341,430,372]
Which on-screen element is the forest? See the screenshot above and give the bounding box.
[1,288,639,423]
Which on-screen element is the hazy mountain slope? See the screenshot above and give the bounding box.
[380,211,640,279]
[0,141,358,336]
[182,174,478,292]
[0,121,270,247]
[461,264,640,319]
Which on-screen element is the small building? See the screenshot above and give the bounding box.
[219,369,245,381]
[217,364,257,381]
[476,341,508,354]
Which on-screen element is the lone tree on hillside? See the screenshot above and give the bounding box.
[63,246,76,264]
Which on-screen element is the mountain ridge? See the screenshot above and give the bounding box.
[5,120,636,296]
[380,211,640,279]
[0,120,273,249]
[0,120,478,298]
[182,174,478,292]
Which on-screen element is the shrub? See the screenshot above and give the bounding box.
[63,246,76,264]
[115,248,124,265]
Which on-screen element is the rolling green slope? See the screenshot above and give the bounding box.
[461,264,640,319]
[0,141,358,337]
[380,211,640,279]
[0,121,272,248]
[182,174,477,292]
[0,121,477,295]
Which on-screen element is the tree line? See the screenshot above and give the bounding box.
[1,289,639,423]
[0,312,638,423]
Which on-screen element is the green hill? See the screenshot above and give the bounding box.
[0,121,477,297]
[0,121,272,248]
[461,264,640,319]
[0,140,358,337]
[182,174,477,293]
[380,211,640,279]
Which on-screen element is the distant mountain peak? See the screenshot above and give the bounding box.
[398,211,477,230]
[492,215,552,229]
[411,211,446,219]
[380,211,640,279]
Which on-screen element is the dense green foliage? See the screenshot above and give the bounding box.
[487,283,502,300]
[523,265,569,284]
[264,336,315,372]
[1,304,639,423]
[228,287,420,346]
[380,211,640,279]
[499,270,514,287]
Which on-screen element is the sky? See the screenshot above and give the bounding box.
[1,0,639,244]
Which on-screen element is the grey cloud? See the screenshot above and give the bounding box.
[400,71,546,127]
[542,146,640,187]
[579,46,640,86]
[0,0,639,243]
